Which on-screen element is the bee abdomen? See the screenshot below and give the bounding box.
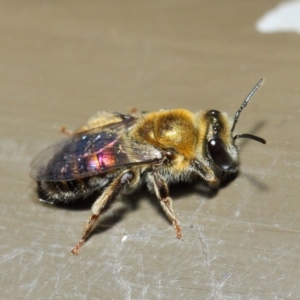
[38,175,110,204]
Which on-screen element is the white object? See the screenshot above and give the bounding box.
[256,0,300,34]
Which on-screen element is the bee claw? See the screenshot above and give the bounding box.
[71,241,84,255]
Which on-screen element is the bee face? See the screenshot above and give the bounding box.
[203,109,239,176]
[31,79,266,254]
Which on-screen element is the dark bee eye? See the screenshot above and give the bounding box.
[207,139,233,170]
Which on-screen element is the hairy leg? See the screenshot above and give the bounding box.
[71,170,135,255]
[147,171,182,239]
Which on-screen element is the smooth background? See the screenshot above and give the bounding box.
[1,1,300,299]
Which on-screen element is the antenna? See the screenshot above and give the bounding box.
[233,133,266,144]
[231,79,266,145]
[231,78,264,133]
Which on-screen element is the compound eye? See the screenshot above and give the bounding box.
[207,139,233,170]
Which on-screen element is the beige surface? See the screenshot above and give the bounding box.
[1,1,300,299]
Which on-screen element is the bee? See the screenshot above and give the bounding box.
[30,79,266,255]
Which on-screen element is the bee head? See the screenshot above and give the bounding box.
[205,79,266,177]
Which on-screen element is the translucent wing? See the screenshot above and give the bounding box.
[30,114,162,181]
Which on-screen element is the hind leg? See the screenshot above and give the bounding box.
[71,170,136,255]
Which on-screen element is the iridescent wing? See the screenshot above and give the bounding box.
[30,114,162,181]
